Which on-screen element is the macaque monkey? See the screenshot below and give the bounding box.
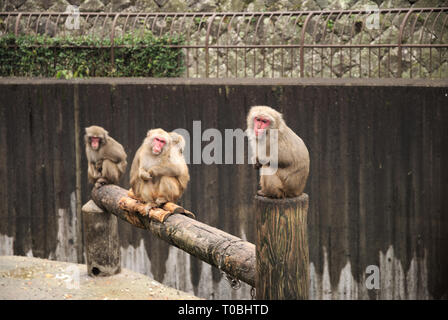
[85,125,127,187]
[246,106,309,198]
[129,129,190,208]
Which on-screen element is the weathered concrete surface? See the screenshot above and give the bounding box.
[0,256,201,300]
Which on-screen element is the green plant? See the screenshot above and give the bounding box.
[0,31,185,78]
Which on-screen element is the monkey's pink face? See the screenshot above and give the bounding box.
[90,137,101,151]
[254,117,270,137]
[152,137,166,154]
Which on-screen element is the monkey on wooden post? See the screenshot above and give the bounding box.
[246,106,309,198]
[85,125,127,188]
[129,128,190,209]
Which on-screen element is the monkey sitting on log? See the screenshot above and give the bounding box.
[129,129,190,209]
[246,106,309,198]
[85,125,127,188]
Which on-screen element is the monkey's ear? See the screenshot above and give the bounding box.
[177,136,186,153]
[246,110,254,129]
[171,132,185,152]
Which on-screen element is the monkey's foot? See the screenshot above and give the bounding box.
[145,206,172,223]
[162,202,196,219]
[256,189,286,199]
[127,189,139,200]
[155,197,168,207]
[127,189,148,204]
[119,196,194,223]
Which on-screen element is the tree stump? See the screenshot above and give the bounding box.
[255,193,309,300]
[82,200,121,277]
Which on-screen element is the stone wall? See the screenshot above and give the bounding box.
[1,1,447,78]
[1,0,447,13]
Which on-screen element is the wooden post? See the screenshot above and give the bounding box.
[82,200,121,277]
[255,193,309,300]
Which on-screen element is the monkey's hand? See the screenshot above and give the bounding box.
[148,165,179,178]
[92,169,102,179]
[139,168,152,181]
[95,160,103,170]
[147,167,160,178]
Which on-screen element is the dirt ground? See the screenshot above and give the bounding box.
[0,255,201,300]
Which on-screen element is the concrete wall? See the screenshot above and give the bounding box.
[0,78,447,299]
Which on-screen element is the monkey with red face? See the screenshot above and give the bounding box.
[129,129,190,208]
[85,125,127,188]
[246,106,309,198]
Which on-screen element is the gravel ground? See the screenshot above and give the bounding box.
[0,256,201,300]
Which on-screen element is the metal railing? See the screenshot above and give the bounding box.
[1,8,447,78]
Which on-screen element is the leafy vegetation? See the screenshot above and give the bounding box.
[0,32,185,78]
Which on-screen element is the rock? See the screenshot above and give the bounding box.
[113,0,134,11]
[350,0,382,10]
[34,17,58,36]
[67,0,83,6]
[371,0,385,6]
[9,0,27,9]
[380,0,412,8]
[300,0,321,11]
[410,47,444,73]
[371,25,400,46]
[153,0,168,7]
[40,0,54,9]
[246,0,267,12]
[134,0,157,11]
[401,60,430,78]
[18,0,47,11]
[431,62,448,78]
[79,0,105,12]
[48,0,71,12]
[187,0,217,12]
[412,0,448,8]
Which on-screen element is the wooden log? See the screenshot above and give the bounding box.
[255,194,309,300]
[91,184,256,287]
[82,200,121,277]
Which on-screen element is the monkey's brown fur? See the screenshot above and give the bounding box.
[85,125,127,187]
[246,106,309,198]
[129,129,190,208]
